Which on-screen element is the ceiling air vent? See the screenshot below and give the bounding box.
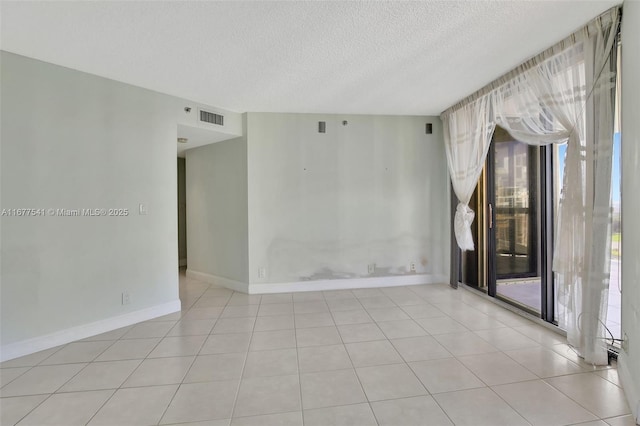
[200,110,224,126]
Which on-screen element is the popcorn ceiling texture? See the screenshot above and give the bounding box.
[0,1,619,115]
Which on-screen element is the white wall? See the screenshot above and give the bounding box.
[620,0,640,420]
[246,113,449,288]
[185,132,249,285]
[0,52,238,360]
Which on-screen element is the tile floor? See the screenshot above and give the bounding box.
[0,271,634,426]
[496,257,622,342]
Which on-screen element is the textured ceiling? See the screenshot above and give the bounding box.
[0,1,620,115]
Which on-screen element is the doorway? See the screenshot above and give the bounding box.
[461,126,557,322]
[178,157,187,268]
[487,128,546,316]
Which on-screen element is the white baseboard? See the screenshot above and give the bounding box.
[179,258,187,267]
[247,274,448,294]
[618,351,640,424]
[186,269,249,293]
[0,299,181,362]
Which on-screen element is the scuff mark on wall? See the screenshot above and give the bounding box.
[265,234,439,283]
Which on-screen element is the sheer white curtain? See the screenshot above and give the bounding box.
[441,7,620,365]
[443,96,495,251]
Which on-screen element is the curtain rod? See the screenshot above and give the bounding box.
[440,5,622,118]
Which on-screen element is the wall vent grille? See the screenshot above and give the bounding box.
[200,110,224,126]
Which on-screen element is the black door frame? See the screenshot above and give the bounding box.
[454,132,555,323]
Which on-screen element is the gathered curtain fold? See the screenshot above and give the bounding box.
[441,6,620,365]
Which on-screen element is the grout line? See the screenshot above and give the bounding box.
[144,274,213,425]
[325,293,380,426]
[294,295,305,426]
[227,287,261,422]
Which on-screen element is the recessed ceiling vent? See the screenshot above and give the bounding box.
[199,109,224,126]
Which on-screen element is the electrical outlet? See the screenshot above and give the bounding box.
[258,267,266,279]
[122,291,131,305]
[139,203,148,215]
[410,262,416,272]
[622,332,629,352]
[368,263,376,274]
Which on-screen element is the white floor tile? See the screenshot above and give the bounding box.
[409,358,485,394]
[231,411,302,426]
[148,335,207,358]
[89,385,178,426]
[433,331,499,356]
[221,305,259,318]
[345,340,403,367]
[294,312,335,329]
[243,349,298,378]
[293,301,328,315]
[17,390,113,425]
[161,381,238,424]
[200,333,251,355]
[300,369,366,409]
[254,315,295,332]
[473,327,540,351]
[167,319,216,336]
[545,373,630,418]
[492,379,599,425]
[365,307,409,322]
[296,326,342,347]
[400,304,446,319]
[604,415,638,426]
[58,359,141,391]
[0,395,48,426]
[39,341,113,365]
[183,307,224,321]
[0,348,63,369]
[337,323,385,343]
[258,303,294,317]
[434,387,529,426]
[0,367,30,388]
[95,338,160,361]
[326,299,364,312]
[303,403,376,426]
[297,344,353,373]
[358,296,396,309]
[1,363,86,397]
[371,395,453,426]
[234,375,301,417]
[331,309,372,325]
[504,346,585,378]
[122,356,194,387]
[212,318,256,334]
[249,330,296,351]
[457,352,537,386]
[416,317,469,335]
[377,319,427,339]
[184,353,246,382]
[390,336,452,362]
[356,363,427,401]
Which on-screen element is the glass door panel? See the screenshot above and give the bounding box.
[494,140,538,278]
[489,128,542,313]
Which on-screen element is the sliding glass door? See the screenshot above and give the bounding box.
[460,126,557,322]
[487,130,542,314]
